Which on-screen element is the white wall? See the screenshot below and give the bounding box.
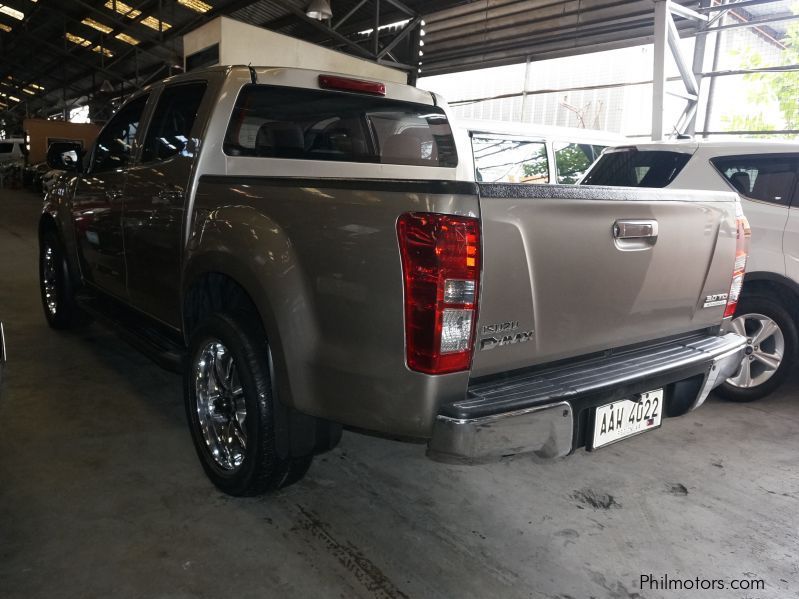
[184,16,407,84]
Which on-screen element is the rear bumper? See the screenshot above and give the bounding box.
[427,332,745,463]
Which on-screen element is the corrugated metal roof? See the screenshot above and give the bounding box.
[0,0,793,123]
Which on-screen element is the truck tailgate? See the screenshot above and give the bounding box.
[472,184,740,377]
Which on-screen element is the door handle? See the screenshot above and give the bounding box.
[613,220,658,239]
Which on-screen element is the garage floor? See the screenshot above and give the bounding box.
[1,188,797,599]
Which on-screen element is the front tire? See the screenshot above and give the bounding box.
[716,295,797,402]
[184,312,312,496]
[39,230,81,329]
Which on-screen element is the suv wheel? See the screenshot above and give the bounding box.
[716,295,797,402]
[185,312,312,496]
[39,230,82,329]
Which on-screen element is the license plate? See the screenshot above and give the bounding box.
[592,389,663,449]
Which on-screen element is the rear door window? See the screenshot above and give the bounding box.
[0,143,12,154]
[711,155,798,205]
[471,135,549,183]
[580,149,692,188]
[224,84,457,167]
[141,82,207,163]
[554,142,606,184]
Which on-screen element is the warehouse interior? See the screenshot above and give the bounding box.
[1,1,798,598]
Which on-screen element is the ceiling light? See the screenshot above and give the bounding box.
[115,32,140,45]
[66,32,92,47]
[0,5,24,20]
[140,15,171,30]
[105,1,141,18]
[82,18,113,33]
[30,83,44,91]
[306,0,332,21]
[178,0,212,13]
[93,46,114,57]
[23,88,35,95]
[0,23,10,32]
[104,1,172,30]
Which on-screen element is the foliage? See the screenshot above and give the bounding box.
[726,9,799,135]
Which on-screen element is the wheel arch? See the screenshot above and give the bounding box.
[743,271,799,324]
[181,257,340,459]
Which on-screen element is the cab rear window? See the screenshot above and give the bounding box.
[224,84,457,167]
[580,149,691,188]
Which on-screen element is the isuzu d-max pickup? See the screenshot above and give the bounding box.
[40,66,748,496]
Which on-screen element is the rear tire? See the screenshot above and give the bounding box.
[716,295,797,402]
[184,312,313,496]
[39,230,82,329]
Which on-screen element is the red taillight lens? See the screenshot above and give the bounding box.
[397,212,481,374]
[724,207,751,319]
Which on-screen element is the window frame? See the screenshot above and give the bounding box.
[89,92,152,175]
[580,147,692,188]
[222,83,459,168]
[469,132,550,184]
[709,153,799,207]
[138,80,209,167]
[553,141,604,185]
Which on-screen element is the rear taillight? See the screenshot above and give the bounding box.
[397,213,480,374]
[724,204,751,319]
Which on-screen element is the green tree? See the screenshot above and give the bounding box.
[725,9,799,134]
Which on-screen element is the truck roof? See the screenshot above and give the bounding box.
[157,65,436,107]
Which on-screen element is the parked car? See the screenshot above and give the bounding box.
[460,120,624,184]
[39,66,747,496]
[24,161,51,192]
[40,168,65,195]
[0,137,25,165]
[581,140,799,401]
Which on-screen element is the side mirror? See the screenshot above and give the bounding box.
[46,142,83,172]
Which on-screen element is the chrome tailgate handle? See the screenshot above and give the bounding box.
[613,219,658,239]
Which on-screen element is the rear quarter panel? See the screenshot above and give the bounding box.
[186,176,480,438]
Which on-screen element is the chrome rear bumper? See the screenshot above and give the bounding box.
[427,332,746,463]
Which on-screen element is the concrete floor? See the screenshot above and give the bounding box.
[0,188,797,599]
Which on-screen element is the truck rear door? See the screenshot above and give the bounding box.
[471,184,740,377]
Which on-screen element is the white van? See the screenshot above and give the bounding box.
[460,120,625,185]
[0,138,26,164]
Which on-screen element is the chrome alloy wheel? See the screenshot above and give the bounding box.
[726,313,785,389]
[194,340,247,471]
[41,244,58,317]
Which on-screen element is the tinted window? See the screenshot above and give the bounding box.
[554,142,606,184]
[142,83,206,163]
[224,84,457,167]
[581,149,691,188]
[0,143,13,153]
[711,155,798,205]
[472,136,548,183]
[93,94,149,172]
